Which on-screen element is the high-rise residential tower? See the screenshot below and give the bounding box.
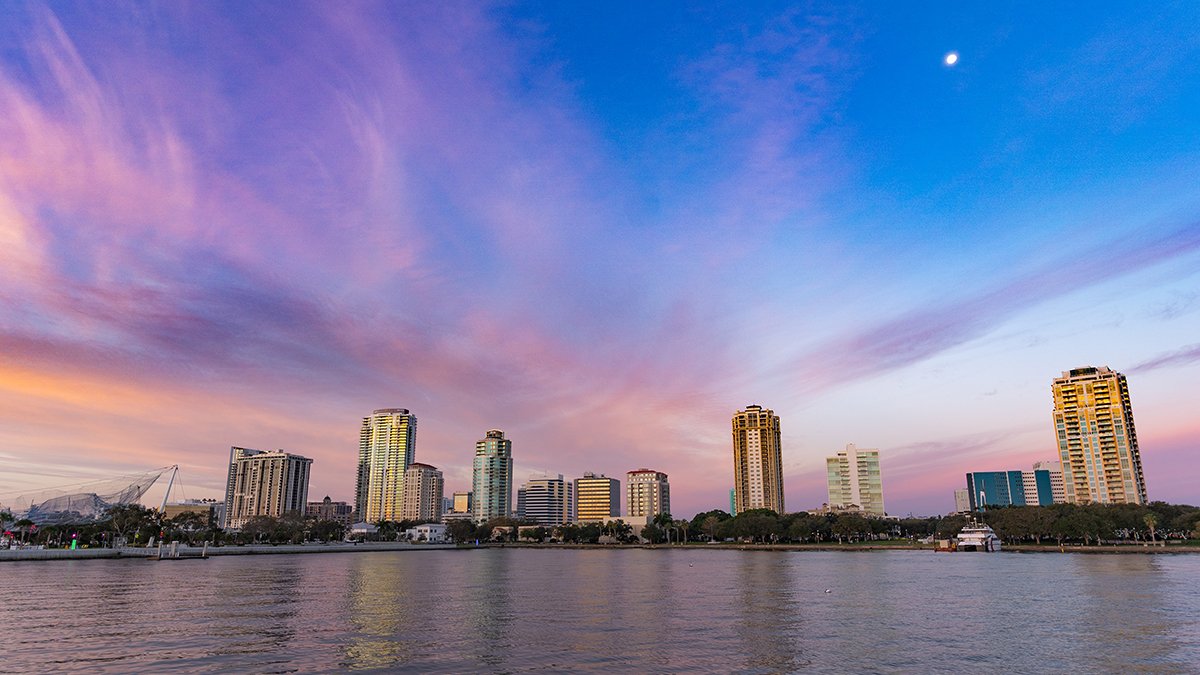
[401,463,444,522]
[574,472,620,522]
[473,429,513,523]
[731,405,785,514]
[826,444,885,516]
[1052,366,1147,505]
[626,469,670,521]
[519,473,573,526]
[356,408,417,523]
[222,446,312,529]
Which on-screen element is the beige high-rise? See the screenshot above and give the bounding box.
[401,463,444,522]
[626,469,670,520]
[222,446,312,529]
[1052,366,1146,505]
[732,405,785,514]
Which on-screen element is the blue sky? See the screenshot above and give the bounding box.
[0,2,1198,516]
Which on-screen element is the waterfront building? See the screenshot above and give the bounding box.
[402,463,444,522]
[222,446,312,529]
[305,496,354,526]
[729,488,736,516]
[1052,366,1147,504]
[1032,460,1065,503]
[953,488,971,514]
[473,429,513,523]
[519,473,573,526]
[626,469,670,520]
[731,405,785,514]
[404,523,448,543]
[574,472,620,522]
[356,408,417,523]
[825,444,885,517]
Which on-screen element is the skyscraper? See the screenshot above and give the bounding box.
[473,429,513,523]
[519,473,573,526]
[1052,366,1147,504]
[574,472,620,522]
[401,463,444,522]
[356,408,417,523]
[222,446,312,529]
[626,469,670,521]
[826,444,885,516]
[731,405,785,514]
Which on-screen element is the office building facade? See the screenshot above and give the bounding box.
[731,405,785,514]
[452,491,473,514]
[473,429,513,523]
[402,463,444,522]
[1033,460,1065,503]
[574,472,620,522]
[626,469,670,520]
[223,446,312,529]
[826,444,885,517]
[1053,366,1147,505]
[953,488,971,514]
[356,408,417,523]
[519,473,573,526]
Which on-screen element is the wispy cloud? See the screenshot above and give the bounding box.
[1129,343,1200,374]
[782,220,1200,396]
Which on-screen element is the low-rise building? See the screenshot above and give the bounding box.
[404,523,448,543]
[306,496,354,526]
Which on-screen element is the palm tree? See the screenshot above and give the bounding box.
[1144,513,1159,545]
[15,519,35,544]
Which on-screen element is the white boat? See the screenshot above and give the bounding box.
[955,521,1002,552]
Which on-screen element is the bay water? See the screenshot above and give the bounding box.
[3,548,1197,673]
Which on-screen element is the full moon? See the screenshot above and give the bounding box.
[944,52,959,66]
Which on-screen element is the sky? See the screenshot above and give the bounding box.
[1,2,1198,517]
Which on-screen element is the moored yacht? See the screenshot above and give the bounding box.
[956,521,1002,552]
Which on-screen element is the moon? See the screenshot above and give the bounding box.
[944,52,959,66]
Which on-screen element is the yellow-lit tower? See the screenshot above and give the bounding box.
[732,404,785,514]
[1052,367,1146,505]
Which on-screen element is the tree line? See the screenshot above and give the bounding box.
[5,500,1196,549]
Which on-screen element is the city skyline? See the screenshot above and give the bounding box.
[2,4,1200,517]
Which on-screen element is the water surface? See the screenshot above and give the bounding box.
[4,549,1198,673]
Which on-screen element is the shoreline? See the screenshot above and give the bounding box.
[0,542,457,562]
[4,540,1195,562]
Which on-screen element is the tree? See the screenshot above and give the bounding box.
[308,519,345,542]
[0,510,13,534]
[1144,513,1158,545]
[641,523,662,544]
[14,519,35,544]
[446,519,477,543]
[107,504,157,544]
